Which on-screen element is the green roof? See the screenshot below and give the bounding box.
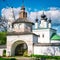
[51,34,60,40]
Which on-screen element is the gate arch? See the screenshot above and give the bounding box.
[11,40,28,56]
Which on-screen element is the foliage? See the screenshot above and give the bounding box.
[0,32,6,45]
[9,58,16,60]
[30,54,60,60]
[3,50,6,57]
[23,50,28,57]
[0,57,16,60]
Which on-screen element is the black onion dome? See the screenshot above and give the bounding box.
[41,12,46,18]
[49,20,51,23]
[35,18,38,22]
[48,18,51,23]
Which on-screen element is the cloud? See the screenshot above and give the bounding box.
[1,7,60,25]
[1,7,21,22]
[48,7,60,11]
[30,7,60,26]
[1,7,60,33]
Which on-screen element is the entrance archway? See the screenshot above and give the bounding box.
[15,43,27,56]
[11,40,28,56]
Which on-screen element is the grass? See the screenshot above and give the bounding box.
[30,54,60,60]
[0,57,16,60]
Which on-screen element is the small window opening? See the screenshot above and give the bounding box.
[42,34,44,38]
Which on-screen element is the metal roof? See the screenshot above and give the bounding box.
[12,18,34,25]
[51,34,60,40]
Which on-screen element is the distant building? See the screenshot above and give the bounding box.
[0,5,60,56]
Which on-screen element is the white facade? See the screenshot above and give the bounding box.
[13,23,32,32]
[34,45,60,56]
[40,20,48,28]
[35,22,38,29]
[33,29,50,43]
[6,34,38,56]
[48,23,51,28]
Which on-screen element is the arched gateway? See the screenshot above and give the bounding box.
[6,4,38,56]
[11,40,28,56]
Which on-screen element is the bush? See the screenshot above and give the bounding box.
[23,50,28,57]
[30,54,60,59]
[10,58,16,60]
[0,32,6,45]
[0,57,16,60]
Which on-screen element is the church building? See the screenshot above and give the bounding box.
[0,4,60,56]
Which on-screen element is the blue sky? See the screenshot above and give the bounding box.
[0,0,60,14]
[0,0,60,34]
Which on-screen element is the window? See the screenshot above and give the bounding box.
[12,25,14,28]
[42,34,44,38]
[9,25,10,28]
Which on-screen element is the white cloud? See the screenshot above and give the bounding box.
[1,7,60,33]
[1,7,60,25]
[30,7,60,26]
[1,7,21,22]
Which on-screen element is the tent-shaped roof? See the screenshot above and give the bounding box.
[51,34,60,40]
[12,18,34,25]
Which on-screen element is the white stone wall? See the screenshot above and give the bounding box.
[6,34,38,56]
[35,22,38,29]
[40,20,48,28]
[34,45,60,56]
[14,23,25,32]
[13,23,32,32]
[24,23,32,32]
[51,40,60,43]
[48,23,51,28]
[33,35,38,43]
[33,29,50,43]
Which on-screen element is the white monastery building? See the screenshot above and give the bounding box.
[0,5,60,56]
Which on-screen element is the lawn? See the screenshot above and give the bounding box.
[0,57,16,60]
[31,54,60,60]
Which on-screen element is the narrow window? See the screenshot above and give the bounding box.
[9,25,10,28]
[12,25,14,28]
[42,34,44,38]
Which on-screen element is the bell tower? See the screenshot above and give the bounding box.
[19,0,27,18]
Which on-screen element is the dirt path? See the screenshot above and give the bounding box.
[3,57,36,60]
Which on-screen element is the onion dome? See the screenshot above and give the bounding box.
[48,18,51,23]
[41,12,47,21]
[35,18,38,22]
[41,12,46,18]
